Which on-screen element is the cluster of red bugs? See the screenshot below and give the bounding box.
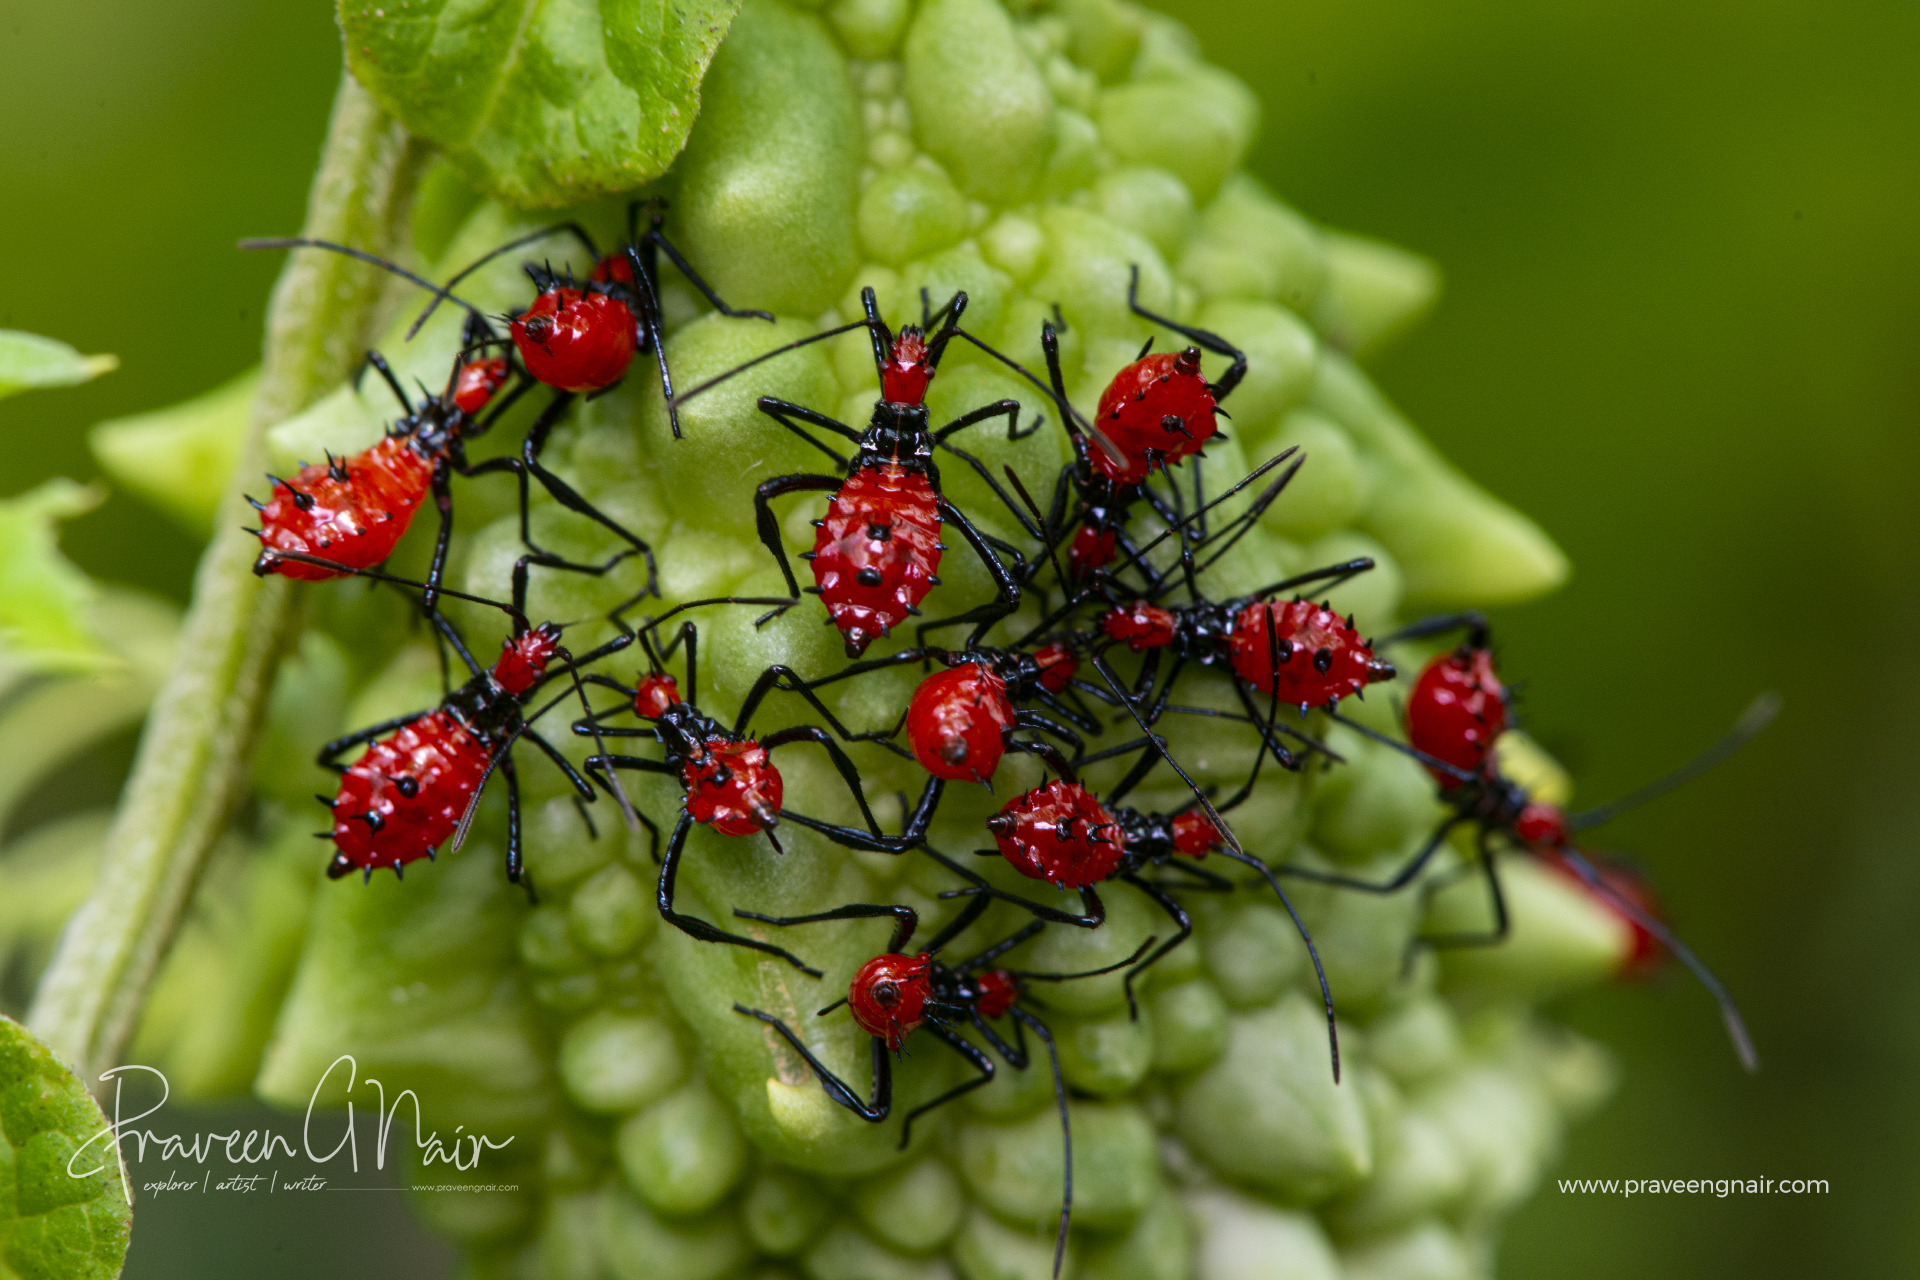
[245,215,1774,1273]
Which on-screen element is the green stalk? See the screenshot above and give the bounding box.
[27,71,426,1082]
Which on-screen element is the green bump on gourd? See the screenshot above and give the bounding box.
[1338,1220,1478,1280]
[1183,1189,1342,1280]
[805,1221,951,1280]
[1030,207,1174,345]
[1096,67,1258,207]
[1174,997,1372,1202]
[1251,411,1372,541]
[1429,855,1632,1001]
[1363,998,1464,1088]
[904,0,1054,204]
[958,1100,1157,1232]
[559,1013,685,1114]
[1054,1006,1155,1095]
[675,0,861,316]
[1010,885,1159,1017]
[1178,176,1328,315]
[1077,1186,1192,1280]
[744,1165,836,1257]
[638,314,846,530]
[1314,232,1442,361]
[1091,166,1197,260]
[570,862,654,957]
[829,0,911,59]
[1310,354,1568,607]
[952,1207,1070,1280]
[1148,978,1230,1075]
[1190,300,1318,435]
[1421,1063,1558,1220]
[1324,1107,1468,1241]
[596,1187,751,1280]
[859,164,971,266]
[1310,736,1443,867]
[852,1157,967,1253]
[618,1081,749,1216]
[1055,0,1142,83]
[1199,901,1303,1009]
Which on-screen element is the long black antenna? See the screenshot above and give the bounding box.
[1568,693,1781,832]
[239,238,490,322]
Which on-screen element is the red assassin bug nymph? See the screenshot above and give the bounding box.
[1294,611,1776,1071]
[672,288,1038,657]
[572,602,939,975]
[974,266,1254,587]
[312,580,634,900]
[732,896,1153,1279]
[245,330,653,620]
[917,746,1343,1078]
[756,640,1096,786]
[400,199,776,436]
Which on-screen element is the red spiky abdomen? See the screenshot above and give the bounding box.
[328,711,491,879]
[988,780,1125,889]
[683,737,783,836]
[810,465,943,657]
[1091,349,1218,483]
[1228,600,1396,709]
[254,436,434,580]
[1407,647,1508,783]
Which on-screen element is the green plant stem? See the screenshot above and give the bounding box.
[27,71,426,1082]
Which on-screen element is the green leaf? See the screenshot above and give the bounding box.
[90,370,257,537]
[0,480,113,679]
[0,1015,132,1280]
[0,333,116,402]
[339,0,744,209]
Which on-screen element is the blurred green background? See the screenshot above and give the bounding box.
[3,0,1913,1275]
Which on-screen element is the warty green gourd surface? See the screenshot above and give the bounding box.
[14,0,1644,1276]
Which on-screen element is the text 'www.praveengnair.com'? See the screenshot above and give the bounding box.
[1558,1177,1829,1197]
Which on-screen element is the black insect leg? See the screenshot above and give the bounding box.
[499,752,537,903]
[915,496,1023,649]
[1126,263,1247,399]
[755,473,842,596]
[652,812,824,975]
[732,902,920,955]
[762,725,887,836]
[733,1011,892,1121]
[897,1024,996,1148]
[1116,873,1191,1018]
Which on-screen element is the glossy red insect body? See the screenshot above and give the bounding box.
[735,905,1151,1279]
[1089,575,1394,726]
[1406,643,1508,781]
[1286,611,1774,1071]
[318,622,610,897]
[253,435,435,581]
[773,640,1100,788]
[510,288,636,393]
[809,465,945,657]
[988,780,1126,888]
[982,269,1249,591]
[1228,599,1397,709]
[846,952,934,1050]
[1092,347,1218,484]
[576,609,933,976]
[690,288,1023,657]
